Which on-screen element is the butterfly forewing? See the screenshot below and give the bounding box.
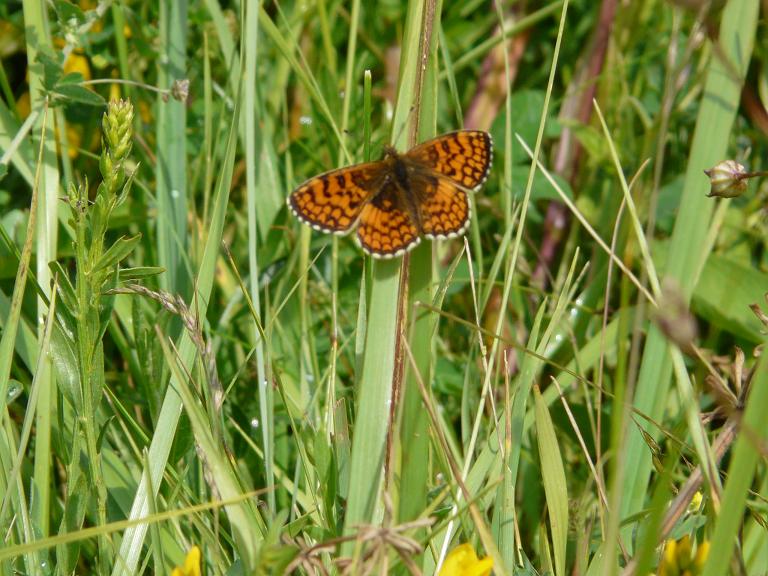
[356,180,420,258]
[406,130,493,190]
[288,162,386,233]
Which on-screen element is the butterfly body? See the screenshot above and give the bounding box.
[288,130,493,258]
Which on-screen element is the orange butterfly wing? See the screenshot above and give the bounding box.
[410,174,471,239]
[288,162,386,233]
[288,130,493,258]
[406,130,493,190]
[355,181,420,258]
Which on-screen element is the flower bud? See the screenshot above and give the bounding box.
[704,160,748,198]
[171,79,190,103]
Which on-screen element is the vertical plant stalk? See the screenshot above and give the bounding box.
[396,0,442,548]
[387,0,437,487]
[0,109,47,415]
[341,0,437,553]
[387,0,438,483]
[69,100,135,570]
[384,0,437,475]
[243,0,274,515]
[21,0,60,543]
[332,0,362,443]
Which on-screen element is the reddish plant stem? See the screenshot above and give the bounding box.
[532,0,618,288]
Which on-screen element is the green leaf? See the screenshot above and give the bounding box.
[89,193,108,247]
[96,266,119,344]
[52,83,106,107]
[49,261,78,313]
[52,0,87,26]
[118,267,166,282]
[36,49,64,91]
[57,72,87,85]
[491,90,561,161]
[115,165,139,208]
[57,465,88,573]
[653,242,766,343]
[93,234,142,274]
[50,324,81,410]
[692,253,766,343]
[49,262,80,343]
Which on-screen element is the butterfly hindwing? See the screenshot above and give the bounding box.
[356,180,420,258]
[410,173,471,239]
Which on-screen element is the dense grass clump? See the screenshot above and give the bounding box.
[0,1,766,574]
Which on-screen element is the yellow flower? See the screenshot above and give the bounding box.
[110,70,121,102]
[63,50,92,81]
[17,91,84,159]
[16,91,31,118]
[170,545,201,576]
[688,491,703,513]
[658,535,709,576]
[79,0,104,33]
[439,543,493,576]
[65,123,83,159]
[693,541,709,571]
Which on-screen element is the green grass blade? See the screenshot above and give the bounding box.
[19,6,59,548]
[243,0,274,516]
[534,384,568,576]
[0,104,46,423]
[155,0,189,296]
[342,261,402,538]
[156,328,262,570]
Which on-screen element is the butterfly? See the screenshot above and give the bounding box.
[287,130,493,258]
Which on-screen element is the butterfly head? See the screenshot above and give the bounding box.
[382,144,400,160]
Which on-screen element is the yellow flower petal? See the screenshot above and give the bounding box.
[16,92,31,119]
[170,546,201,576]
[659,536,710,576]
[439,543,493,576]
[110,76,121,102]
[64,51,92,82]
[469,557,493,576]
[659,539,678,576]
[688,491,703,512]
[65,124,83,159]
[677,536,692,570]
[693,541,710,570]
